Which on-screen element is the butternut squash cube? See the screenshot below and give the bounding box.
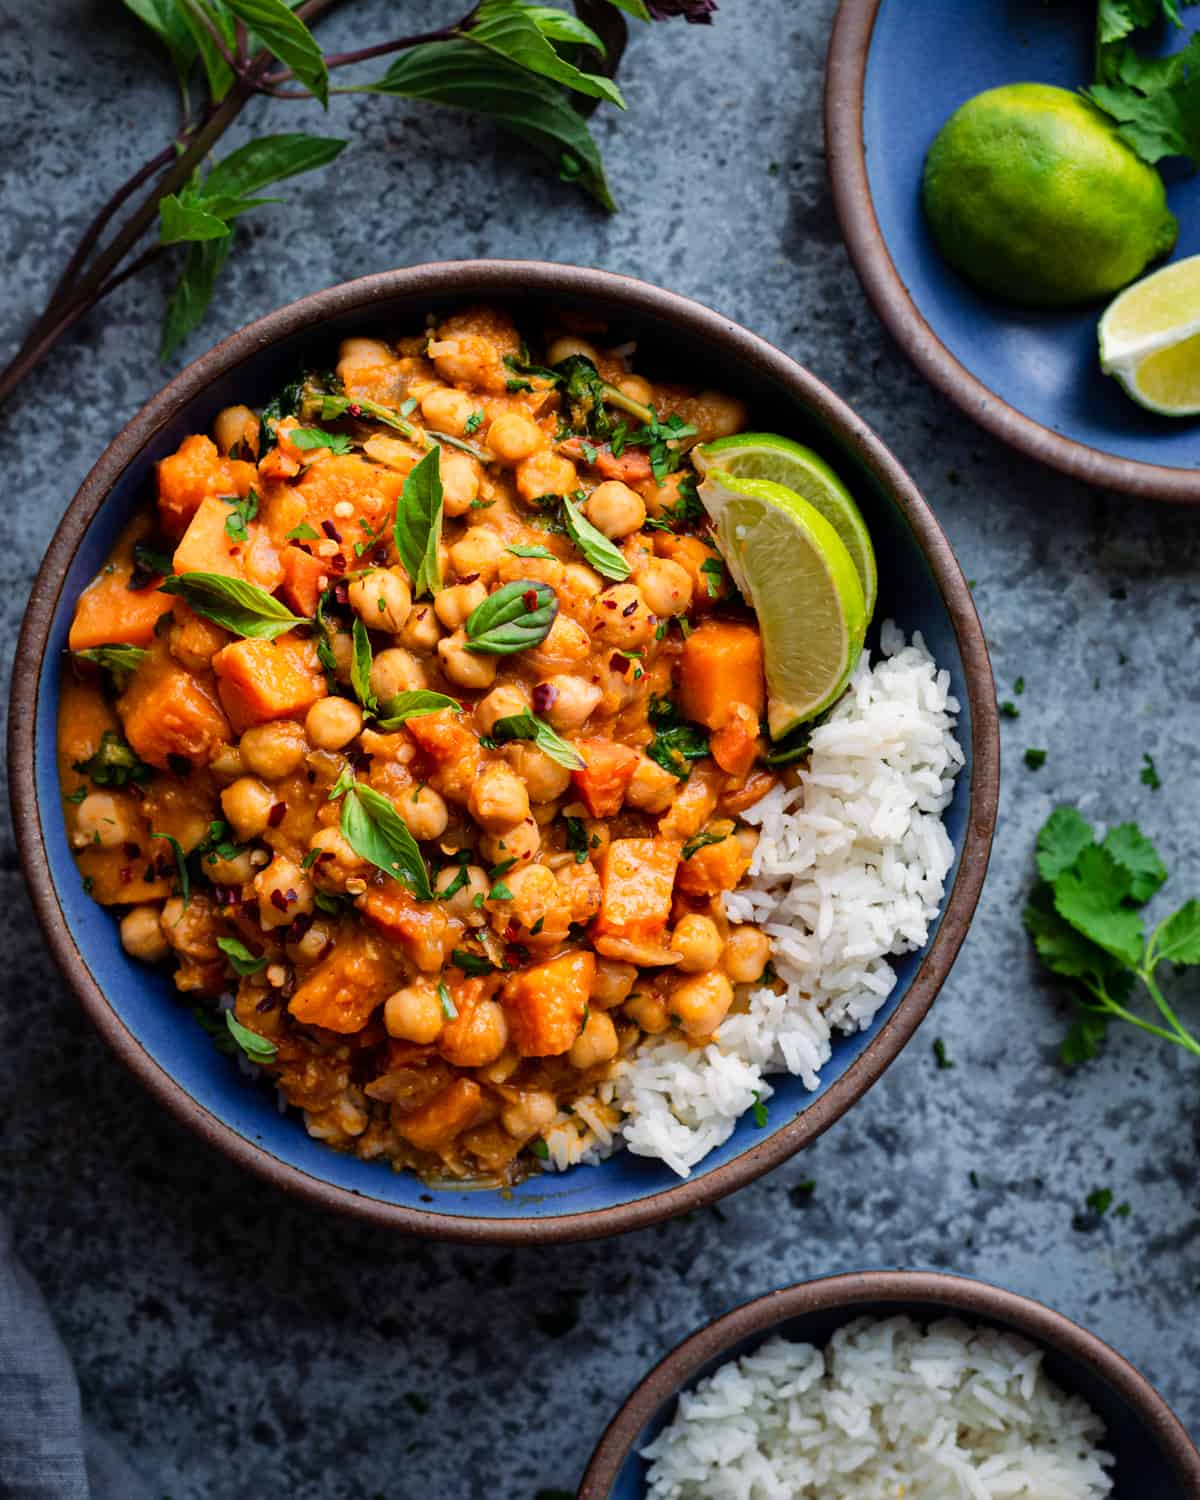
[502,950,594,1057]
[594,839,679,944]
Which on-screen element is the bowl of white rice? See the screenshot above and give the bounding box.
[578,1271,1200,1499]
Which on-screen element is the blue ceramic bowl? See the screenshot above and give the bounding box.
[9,263,998,1243]
[579,1272,1200,1498]
[827,0,1200,502]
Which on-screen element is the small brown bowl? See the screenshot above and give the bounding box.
[579,1271,1200,1498]
[9,261,998,1242]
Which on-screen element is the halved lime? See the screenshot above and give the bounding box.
[694,433,877,619]
[697,468,867,738]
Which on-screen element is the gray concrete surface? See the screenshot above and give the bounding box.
[2,2,1198,1495]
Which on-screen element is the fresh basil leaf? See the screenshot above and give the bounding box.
[73,730,152,788]
[561,495,630,580]
[161,238,230,361]
[451,947,495,975]
[158,192,232,245]
[204,133,347,196]
[159,572,308,639]
[350,617,377,712]
[523,5,607,54]
[340,784,433,899]
[285,522,319,541]
[224,0,330,105]
[151,831,191,909]
[178,0,236,100]
[216,935,268,975]
[438,982,459,1020]
[489,708,584,769]
[464,0,625,107]
[366,40,615,211]
[222,488,259,543]
[374,690,462,729]
[506,543,555,559]
[122,0,199,91]
[291,426,354,455]
[392,447,443,597]
[465,579,558,654]
[73,644,148,677]
[327,763,357,801]
[225,1010,278,1063]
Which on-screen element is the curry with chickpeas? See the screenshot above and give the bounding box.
[58,305,781,1182]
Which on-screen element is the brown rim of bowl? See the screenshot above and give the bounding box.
[578,1269,1200,1497]
[824,0,1200,506]
[8,260,999,1245]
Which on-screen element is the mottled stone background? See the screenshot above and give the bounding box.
[2,2,1198,1495]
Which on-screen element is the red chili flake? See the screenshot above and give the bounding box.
[522,588,539,611]
[622,599,638,617]
[457,572,480,585]
[328,554,347,576]
[119,865,133,884]
[267,801,287,828]
[348,403,363,418]
[333,579,351,605]
[505,921,521,941]
[602,598,618,609]
[321,520,342,543]
[531,682,558,714]
[269,889,290,913]
[256,994,279,1013]
[609,652,629,674]
[123,841,141,859]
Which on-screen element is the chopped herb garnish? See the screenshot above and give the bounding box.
[285,522,320,541]
[932,1038,955,1070]
[646,696,709,779]
[751,1092,769,1128]
[73,644,148,681]
[221,488,259,543]
[216,935,268,975]
[699,556,725,598]
[1024,748,1047,770]
[225,1010,278,1064]
[529,1139,551,1161]
[1014,676,1025,695]
[437,982,458,1020]
[565,817,591,864]
[291,426,354,455]
[464,410,484,434]
[150,831,190,909]
[489,879,514,901]
[374,690,462,729]
[73,730,151,788]
[350,617,377,712]
[1085,1187,1114,1217]
[1140,752,1162,790]
[681,827,728,860]
[451,947,495,976]
[999,701,1019,719]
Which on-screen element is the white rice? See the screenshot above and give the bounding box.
[641,1318,1114,1500]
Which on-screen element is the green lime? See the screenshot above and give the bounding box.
[694,432,877,619]
[696,468,867,738]
[923,83,1177,306]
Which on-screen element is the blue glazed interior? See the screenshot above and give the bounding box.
[34,288,975,1225]
[605,1294,1186,1499]
[865,1,1200,470]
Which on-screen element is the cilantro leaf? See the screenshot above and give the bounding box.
[1036,805,1095,884]
[1152,899,1200,965]
[1102,822,1167,904]
[1053,845,1145,968]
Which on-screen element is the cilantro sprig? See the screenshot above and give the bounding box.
[1087,0,1200,167]
[1025,805,1200,1064]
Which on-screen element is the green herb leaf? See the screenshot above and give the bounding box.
[150,831,190,909]
[1053,845,1145,969]
[751,1092,768,1128]
[178,0,236,100]
[1024,748,1047,770]
[1060,1012,1111,1067]
[464,0,625,106]
[1140,751,1162,790]
[529,1138,551,1160]
[681,827,728,860]
[374,690,463,729]
[465,579,558,654]
[1153,899,1200,965]
[159,192,233,245]
[392,447,443,598]
[320,391,419,440]
[506,543,555,560]
[216,935,268,975]
[1035,805,1095,884]
[438,982,459,1020]
[1102,822,1167,904]
[225,1010,278,1064]
[222,488,259,543]
[340,784,433,899]
[561,496,630,580]
[121,0,199,93]
[932,1038,955,1070]
[73,730,152,788]
[159,572,308,639]
[489,879,514,901]
[451,947,495,976]
[73,644,148,678]
[1086,1186,1114,1216]
[523,5,607,54]
[327,763,357,801]
[204,133,347,196]
[351,617,378,712]
[223,0,330,105]
[291,426,354,455]
[489,709,585,769]
[646,696,709,779]
[161,239,230,361]
[285,522,319,541]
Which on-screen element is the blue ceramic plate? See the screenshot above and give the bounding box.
[579,1273,1200,1499]
[826,0,1200,501]
[9,263,997,1242]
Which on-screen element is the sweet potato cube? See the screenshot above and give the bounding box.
[360,886,449,972]
[288,932,394,1034]
[279,545,327,618]
[594,839,679,943]
[68,560,173,650]
[571,739,639,818]
[292,454,403,566]
[709,704,761,779]
[212,636,323,731]
[392,1078,487,1154]
[172,495,245,579]
[157,433,255,538]
[675,830,752,897]
[117,650,231,769]
[678,620,764,731]
[502,950,594,1058]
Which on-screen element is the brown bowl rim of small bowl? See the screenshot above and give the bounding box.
[8,259,999,1243]
[578,1269,1200,1496]
[824,0,1200,505]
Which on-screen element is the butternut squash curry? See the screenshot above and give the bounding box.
[58,306,781,1183]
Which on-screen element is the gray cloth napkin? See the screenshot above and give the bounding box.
[0,1215,150,1500]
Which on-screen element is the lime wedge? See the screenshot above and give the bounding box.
[694,432,877,619]
[1099,253,1200,416]
[697,468,867,738]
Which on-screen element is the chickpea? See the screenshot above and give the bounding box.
[220,776,275,841]
[308,825,366,888]
[213,403,259,459]
[254,855,314,930]
[590,959,637,1010]
[496,863,570,935]
[625,754,679,814]
[724,925,772,984]
[639,469,691,520]
[369,647,427,702]
[348,568,412,633]
[636,556,693,617]
[420,386,479,436]
[305,696,363,752]
[546,335,599,365]
[697,389,749,440]
[556,859,601,925]
[585,480,645,540]
[503,740,571,802]
[204,849,254,886]
[337,336,397,386]
[616,374,653,407]
[495,551,565,590]
[396,603,442,654]
[287,917,334,965]
[440,451,482,517]
[72,792,136,849]
[542,674,602,731]
[329,629,354,684]
[625,991,671,1034]
[434,579,488,631]
[558,562,604,621]
[439,997,509,1068]
[500,1088,558,1140]
[438,629,498,690]
[527,614,590,673]
[395,783,449,842]
[480,817,540,868]
[515,450,578,504]
[475,682,530,737]
[486,411,543,464]
[433,862,489,921]
[239,721,308,781]
[735,825,760,864]
[469,762,530,831]
[449,528,506,584]
[384,981,445,1044]
[670,914,725,974]
[670,971,734,1038]
[208,744,244,783]
[591,583,656,648]
[160,895,219,958]
[119,904,169,963]
[568,1009,619,1071]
